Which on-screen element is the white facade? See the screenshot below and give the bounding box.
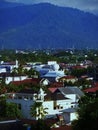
[47,61,57,65]
[5,75,28,84]
[6,88,79,120]
[61,108,78,124]
[0,60,19,73]
[0,68,6,73]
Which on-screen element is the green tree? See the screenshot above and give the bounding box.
[72,96,98,130]
[0,96,6,118]
[27,68,40,78]
[71,68,87,78]
[6,102,22,118]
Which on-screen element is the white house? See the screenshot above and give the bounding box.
[33,61,65,82]
[0,60,19,72]
[6,86,84,122]
[5,75,28,84]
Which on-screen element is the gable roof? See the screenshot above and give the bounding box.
[52,92,69,100]
[58,87,84,97]
[48,88,58,93]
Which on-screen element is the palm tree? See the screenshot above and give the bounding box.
[30,101,48,120]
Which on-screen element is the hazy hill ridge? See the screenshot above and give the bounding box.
[0,3,98,49]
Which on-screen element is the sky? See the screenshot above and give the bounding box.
[5,0,98,15]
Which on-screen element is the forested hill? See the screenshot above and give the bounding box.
[0,3,98,49]
[0,1,24,8]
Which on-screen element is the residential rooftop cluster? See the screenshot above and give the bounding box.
[0,49,98,130]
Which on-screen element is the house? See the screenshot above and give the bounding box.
[10,77,50,86]
[41,71,65,82]
[34,61,65,82]
[0,60,19,73]
[48,87,84,109]
[6,86,84,123]
[6,88,41,119]
[3,74,28,84]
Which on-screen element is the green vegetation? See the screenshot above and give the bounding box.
[30,101,48,120]
[72,96,98,130]
[0,49,98,64]
[0,96,22,120]
[0,3,98,49]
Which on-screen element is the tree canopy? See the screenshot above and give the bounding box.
[72,96,98,130]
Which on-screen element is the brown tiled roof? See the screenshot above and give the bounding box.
[10,78,41,86]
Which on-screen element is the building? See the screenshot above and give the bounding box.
[6,86,84,123]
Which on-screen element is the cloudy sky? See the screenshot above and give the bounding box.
[5,0,98,14]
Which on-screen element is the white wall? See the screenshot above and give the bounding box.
[6,94,78,119]
[66,94,76,102]
[5,76,28,84]
[0,68,6,73]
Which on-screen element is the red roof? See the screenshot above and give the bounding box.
[50,82,63,88]
[48,87,58,93]
[93,82,98,87]
[71,65,85,69]
[11,78,41,86]
[84,82,98,93]
[84,86,98,93]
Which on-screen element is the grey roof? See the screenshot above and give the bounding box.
[58,86,84,98]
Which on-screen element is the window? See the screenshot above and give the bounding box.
[60,106,63,109]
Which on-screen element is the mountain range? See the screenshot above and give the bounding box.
[0,2,98,49]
